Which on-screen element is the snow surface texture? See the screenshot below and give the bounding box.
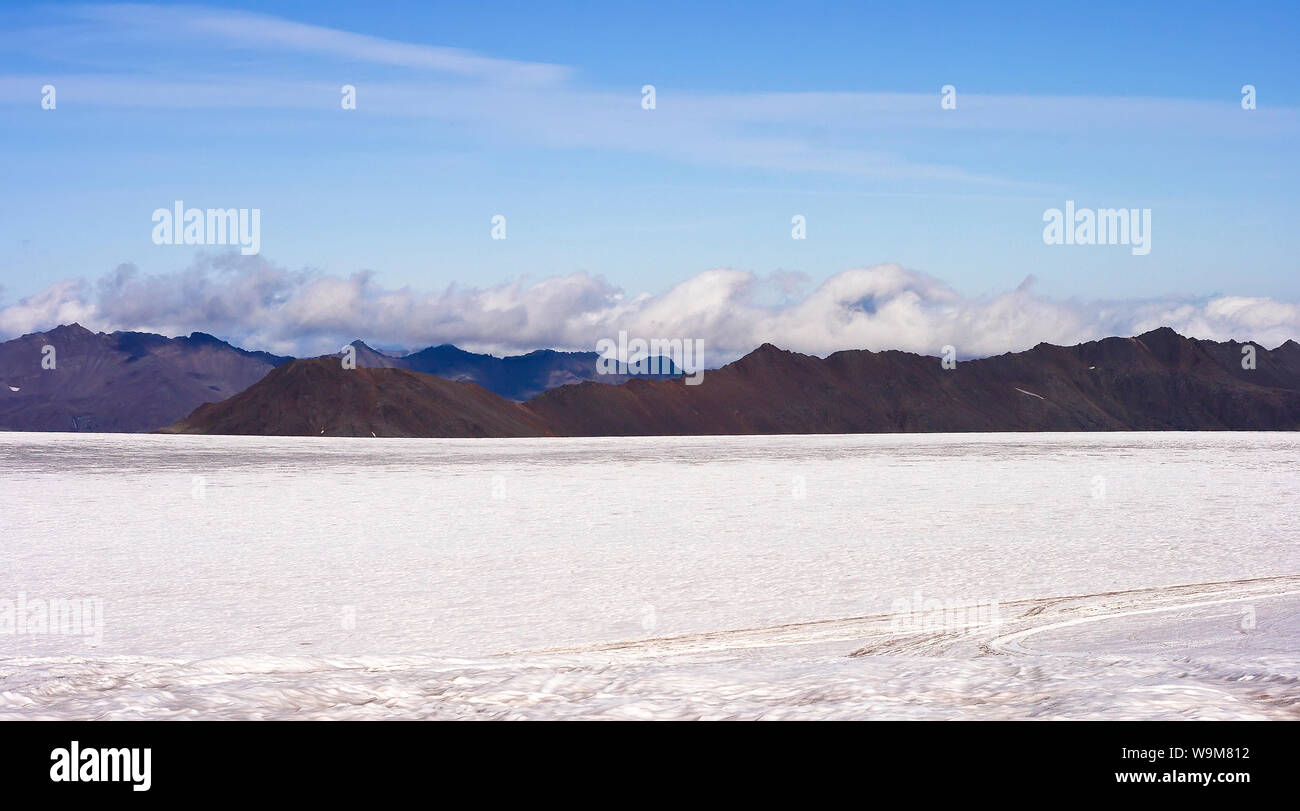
[2,432,1297,719]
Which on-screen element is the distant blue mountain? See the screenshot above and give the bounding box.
[345,340,680,401]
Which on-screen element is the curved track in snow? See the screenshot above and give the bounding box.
[500,574,1300,661]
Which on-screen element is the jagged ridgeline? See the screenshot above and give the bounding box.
[5,324,1299,436]
[0,326,673,432]
[164,328,1300,437]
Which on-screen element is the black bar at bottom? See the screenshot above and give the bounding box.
[0,720,1286,800]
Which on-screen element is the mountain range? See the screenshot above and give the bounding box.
[5,324,1299,436]
[342,339,678,400]
[164,327,1300,437]
[0,325,668,432]
[0,324,290,432]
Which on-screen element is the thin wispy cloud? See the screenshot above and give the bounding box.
[4,4,1292,184]
[60,3,572,83]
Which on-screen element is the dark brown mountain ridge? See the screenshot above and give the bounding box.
[165,328,1300,437]
[164,357,549,437]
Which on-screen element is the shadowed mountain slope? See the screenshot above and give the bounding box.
[0,324,290,432]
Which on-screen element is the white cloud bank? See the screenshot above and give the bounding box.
[1,254,1296,362]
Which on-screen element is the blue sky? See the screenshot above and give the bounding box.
[0,1,1297,356]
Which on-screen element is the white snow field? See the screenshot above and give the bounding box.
[1,431,1297,719]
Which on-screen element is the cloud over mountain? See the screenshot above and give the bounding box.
[2,253,1297,362]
